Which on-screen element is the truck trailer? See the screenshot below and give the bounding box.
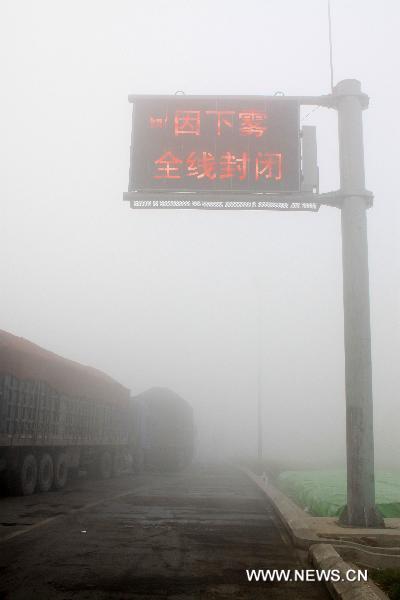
[0,330,136,495]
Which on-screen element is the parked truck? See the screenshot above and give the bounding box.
[0,329,137,495]
[135,387,194,471]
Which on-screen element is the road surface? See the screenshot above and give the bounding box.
[0,464,330,599]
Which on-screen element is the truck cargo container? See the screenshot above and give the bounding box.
[0,330,134,495]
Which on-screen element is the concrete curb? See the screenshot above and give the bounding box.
[310,544,388,600]
[240,467,400,570]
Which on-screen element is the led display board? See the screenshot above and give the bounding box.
[129,96,300,194]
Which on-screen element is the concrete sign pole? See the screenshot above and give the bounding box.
[256,289,263,462]
[335,79,384,527]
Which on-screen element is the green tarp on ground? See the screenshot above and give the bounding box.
[277,470,400,518]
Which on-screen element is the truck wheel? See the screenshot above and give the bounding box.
[112,451,124,477]
[98,451,112,479]
[11,453,38,496]
[68,467,80,480]
[53,453,68,490]
[37,453,54,493]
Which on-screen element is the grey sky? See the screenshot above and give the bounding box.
[1,0,399,465]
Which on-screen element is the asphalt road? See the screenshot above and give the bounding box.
[0,464,330,599]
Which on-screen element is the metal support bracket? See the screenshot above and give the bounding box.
[317,189,374,209]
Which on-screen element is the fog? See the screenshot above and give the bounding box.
[1,0,399,468]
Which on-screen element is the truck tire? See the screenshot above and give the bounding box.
[99,450,112,479]
[112,450,124,477]
[37,453,54,493]
[68,467,80,480]
[10,453,38,496]
[88,450,112,479]
[53,453,68,490]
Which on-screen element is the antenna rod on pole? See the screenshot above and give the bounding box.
[328,0,335,92]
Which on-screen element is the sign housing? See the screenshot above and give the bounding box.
[129,95,301,195]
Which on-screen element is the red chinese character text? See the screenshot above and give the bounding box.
[255,153,282,180]
[154,151,182,179]
[219,152,249,180]
[186,151,217,179]
[174,111,201,136]
[205,110,235,136]
[239,111,267,137]
[149,115,167,128]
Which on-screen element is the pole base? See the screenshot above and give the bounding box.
[338,504,385,528]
